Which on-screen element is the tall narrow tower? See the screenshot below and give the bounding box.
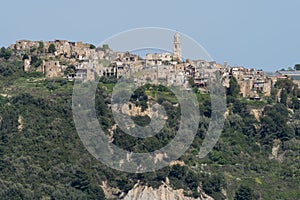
[173,32,182,62]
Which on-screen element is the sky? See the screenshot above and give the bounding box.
[1,0,300,71]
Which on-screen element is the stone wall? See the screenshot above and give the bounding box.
[43,60,62,78]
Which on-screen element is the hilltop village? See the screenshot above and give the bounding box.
[5,34,300,100]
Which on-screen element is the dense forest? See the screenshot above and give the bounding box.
[0,57,299,199]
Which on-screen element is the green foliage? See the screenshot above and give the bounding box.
[275,78,295,93]
[131,86,148,111]
[280,89,288,105]
[259,103,295,142]
[294,64,300,71]
[0,59,300,199]
[102,44,109,50]
[4,49,12,60]
[46,81,57,90]
[188,77,195,87]
[0,59,24,78]
[232,99,248,116]
[99,75,117,84]
[0,47,5,57]
[90,44,96,49]
[64,65,76,76]
[38,41,44,53]
[227,76,240,97]
[267,87,278,104]
[0,47,12,60]
[30,55,42,68]
[202,174,225,198]
[290,96,300,109]
[48,44,56,53]
[234,185,256,200]
[209,150,227,164]
[131,115,151,126]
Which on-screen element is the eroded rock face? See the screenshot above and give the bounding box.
[269,139,287,163]
[101,181,124,199]
[18,115,23,132]
[250,108,263,121]
[123,182,214,200]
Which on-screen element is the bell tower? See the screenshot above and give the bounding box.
[173,32,182,62]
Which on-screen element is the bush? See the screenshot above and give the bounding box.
[48,44,56,53]
[0,47,12,60]
[234,185,255,200]
[90,44,96,49]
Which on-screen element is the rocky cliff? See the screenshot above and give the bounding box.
[123,182,214,200]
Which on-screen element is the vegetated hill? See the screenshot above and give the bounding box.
[0,58,299,200]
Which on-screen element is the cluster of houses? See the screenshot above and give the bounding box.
[8,34,300,99]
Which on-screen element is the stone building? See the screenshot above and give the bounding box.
[144,52,172,65]
[73,68,94,81]
[11,40,39,51]
[228,67,272,97]
[173,33,182,62]
[42,60,62,78]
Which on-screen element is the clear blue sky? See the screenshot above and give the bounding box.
[1,0,299,71]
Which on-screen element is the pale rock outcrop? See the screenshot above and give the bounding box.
[121,102,167,120]
[250,109,263,121]
[0,93,12,98]
[269,139,286,163]
[123,182,214,200]
[101,181,124,199]
[169,160,185,167]
[18,115,23,132]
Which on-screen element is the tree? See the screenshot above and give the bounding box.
[89,44,96,49]
[232,99,248,115]
[294,64,300,71]
[275,79,294,94]
[280,89,288,105]
[234,185,255,200]
[64,65,76,75]
[0,47,12,60]
[71,171,90,191]
[38,41,44,53]
[0,47,5,57]
[169,165,187,179]
[202,174,225,199]
[48,44,56,53]
[102,44,109,50]
[188,77,195,87]
[227,77,240,97]
[291,96,300,109]
[3,49,12,60]
[30,56,42,68]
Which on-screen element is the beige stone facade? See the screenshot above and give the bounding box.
[173,32,182,62]
[42,60,62,78]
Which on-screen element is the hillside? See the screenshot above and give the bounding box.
[0,58,300,199]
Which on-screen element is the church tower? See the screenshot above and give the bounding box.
[173,32,182,62]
